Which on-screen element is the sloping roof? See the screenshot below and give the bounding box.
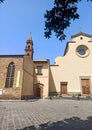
[71,32,91,38]
[33,59,49,63]
[0,55,24,58]
[64,32,92,56]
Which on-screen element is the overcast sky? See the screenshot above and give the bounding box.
[0,0,92,64]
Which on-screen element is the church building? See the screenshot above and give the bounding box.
[0,32,92,99]
[50,32,92,97]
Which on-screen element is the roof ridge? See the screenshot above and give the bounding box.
[71,32,91,38]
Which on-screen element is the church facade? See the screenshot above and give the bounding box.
[0,32,92,99]
[50,32,92,97]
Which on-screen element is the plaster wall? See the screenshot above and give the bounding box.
[49,35,92,95]
[34,61,49,98]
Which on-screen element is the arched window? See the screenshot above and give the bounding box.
[5,62,15,88]
[27,53,30,56]
[28,45,30,49]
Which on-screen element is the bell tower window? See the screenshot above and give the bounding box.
[27,53,30,56]
[28,45,30,49]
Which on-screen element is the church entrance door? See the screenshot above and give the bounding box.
[60,82,67,95]
[81,79,90,95]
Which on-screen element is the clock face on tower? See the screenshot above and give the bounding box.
[76,45,90,58]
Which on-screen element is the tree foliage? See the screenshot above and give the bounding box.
[44,0,92,41]
[0,0,4,3]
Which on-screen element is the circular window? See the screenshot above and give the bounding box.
[76,45,90,58]
[78,48,86,55]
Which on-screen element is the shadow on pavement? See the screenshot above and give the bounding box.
[16,116,92,130]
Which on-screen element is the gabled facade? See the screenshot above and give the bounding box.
[0,32,92,99]
[50,32,92,96]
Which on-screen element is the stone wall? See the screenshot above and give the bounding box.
[0,56,23,99]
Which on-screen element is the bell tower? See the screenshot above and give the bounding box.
[25,35,34,59]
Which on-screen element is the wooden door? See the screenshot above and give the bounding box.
[61,82,67,95]
[36,87,43,98]
[81,79,90,95]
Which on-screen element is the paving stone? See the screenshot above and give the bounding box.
[0,99,92,130]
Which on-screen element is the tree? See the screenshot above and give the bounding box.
[44,0,92,41]
[0,0,4,3]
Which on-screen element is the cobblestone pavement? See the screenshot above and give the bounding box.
[0,99,92,130]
